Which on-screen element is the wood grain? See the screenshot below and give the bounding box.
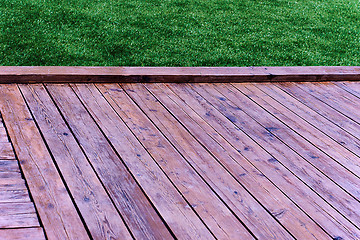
[0,178,26,189]
[277,82,360,140]
[97,83,254,239]
[299,82,360,124]
[181,83,359,239]
[123,83,296,240]
[144,83,339,239]
[68,83,215,239]
[46,84,175,240]
[0,189,30,202]
[0,202,39,228]
[1,81,359,239]
[0,84,90,240]
[0,127,8,142]
[0,66,359,83]
[19,84,133,240]
[232,84,360,214]
[0,160,20,172]
[254,83,360,158]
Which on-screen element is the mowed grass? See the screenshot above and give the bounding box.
[0,0,359,66]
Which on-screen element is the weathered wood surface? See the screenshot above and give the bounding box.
[67,83,214,239]
[19,84,133,240]
[0,111,45,237]
[0,143,15,160]
[1,81,360,239]
[225,83,360,224]
[97,83,254,239]
[163,83,358,239]
[46,84,174,239]
[0,227,45,240]
[277,82,360,140]
[0,127,8,142]
[126,83,320,239]
[0,84,89,240]
[0,160,20,172]
[0,66,360,83]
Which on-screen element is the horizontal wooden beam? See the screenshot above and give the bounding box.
[0,66,359,83]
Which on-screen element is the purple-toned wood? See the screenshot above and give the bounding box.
[0,66,359,83]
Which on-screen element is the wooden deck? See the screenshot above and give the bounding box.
[0,81,360,239]
[0,113,45,239]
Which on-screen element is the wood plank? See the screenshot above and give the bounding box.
[334,81,360,98]
[0,127,8,142]
[218,83,360,225]
[0,214,39,228]
[0,202,39,228]
[0,66,360,83]
[0,172,21,178]
[19,84,133,240]
[0,120,10,146]
[0,84,90,240]
[0,143,15,160]
[129,82,334,239]
[0,178,26,189]
[296,82,360,123]
[66,83,215,239]
[232,84,360,211]
[0,189,30,202]
[96,83,254,239]
[319,82,360,120]
[66,85,219,239]
[0,132,7,142]
[0,202,36,215]
[168,83,359,239]
[276,82,360,140]
[0,228,45,240]
[0,160,20,172]
[277,84,360,176]
[122,83,297,239]
[254,83,360,158]
[45,84,176,240]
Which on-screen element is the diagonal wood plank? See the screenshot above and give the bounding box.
[45,84,175,240]
[296,82,360,125]
[97,83,254,239]
[211,83,360,232]
[143,82,338,239]
[280,84,360,167]
[232,84,360,201]
[334,81,360,99]
[0,84,90,240]
[123,83,296,240]
[277,82,360,140]
[254,83,360,158]
[168,83,359,239]
[65,83,215,239]
[19,84,133,240]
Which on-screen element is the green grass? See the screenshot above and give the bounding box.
[0,0,359,66]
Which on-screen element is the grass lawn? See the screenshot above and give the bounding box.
[0,0,359,66]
